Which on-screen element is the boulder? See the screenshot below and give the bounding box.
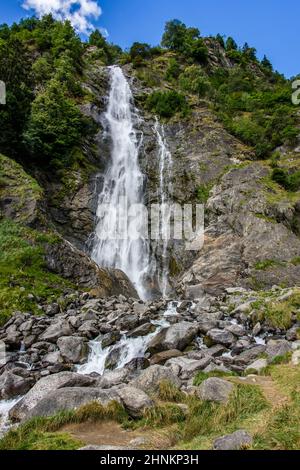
[0,371,34,400]
[265,339,292,361]
[147,322,199,354]
[57,336,88,364]
[28,387,121,418]
[40,320,72,343]
[127,323,156,338]
[9,371,95,421]
[233,345,266,365]
[165,356,211,379]
[116,386,154,418]
[131,365,181,393]
[97,369,129,389]
[197,378,234,403]
[246,359,268,373]
[213,430,253,450]
[150,350,183,366]
[206,329,236,347]
[101,331,121,349]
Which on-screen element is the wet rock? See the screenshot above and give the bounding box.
[117,386,154,418]
[286,326,299,342]
[125,357,150,371]
[105,346,123,370]
[147,322,199,354]
[127,323,156,338]
[196,378,234,403]
[57,336,88,364]
[0,371,34,400]
[101,331,121,349]
[252,322,262,337]
[213,430,253,450]
[131,365,181,393]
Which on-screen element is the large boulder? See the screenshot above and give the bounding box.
[40,320,73,343]
[197,378,234,403]
[206,329,236,347]
[213,430,253,450]
[9,372,95,422]
[97,369,129,389]
[165,356,211,380]
[147,322,199,354]
[265,339,292,361]
[0,371,34,400]
[150,350,183,366]
[131,365,181,393]
[28,387,121,418]
[116,386,154,418]
[57,336,88,364]
[233,345,266,366]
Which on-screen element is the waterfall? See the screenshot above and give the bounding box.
[153,119,174,297]
[91,66,150,300]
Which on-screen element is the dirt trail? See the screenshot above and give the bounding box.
[230,375,289,407]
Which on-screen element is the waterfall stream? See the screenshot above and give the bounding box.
[91,66,150,300]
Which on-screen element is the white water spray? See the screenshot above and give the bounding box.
[91,67,150,299]
[153,119,173,297]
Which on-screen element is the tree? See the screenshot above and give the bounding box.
[89,29,107,49]
[225,37,238,51]
[216,34,225,48]
[261,55,273,71]
[161,19,189,52]
[130,42,152,66]
[23,79,86,167]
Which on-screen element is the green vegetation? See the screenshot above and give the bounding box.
[196,183,213,203]
[0,401,127,450]
[146,90,190,118]
[0,218,73,325]
[272,168,300,192]
[193,370,238,386]
[254,259,283,271]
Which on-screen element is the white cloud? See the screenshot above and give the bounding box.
[22,0,103,35]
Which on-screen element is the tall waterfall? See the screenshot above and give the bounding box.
[91,66,150,299]
[153,120,173,297]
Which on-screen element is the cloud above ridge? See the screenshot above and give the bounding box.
[22,0,103,35]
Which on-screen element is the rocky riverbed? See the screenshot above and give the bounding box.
[1,285,299,433]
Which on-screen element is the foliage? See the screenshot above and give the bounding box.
[179,65,210,97]
[89,29,123,65]
[272,168,300,192]
[165,58,181,81]
[161,19,208,64]
[0,218,72,325]
[146,90,190,118]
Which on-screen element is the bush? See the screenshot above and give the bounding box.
[165,58,181,81]
[179,65,210,97]
[146,90,189,118]
[272,168,300,192]
[130,42,152,67]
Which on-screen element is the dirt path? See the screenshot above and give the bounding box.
[230,375,289,407]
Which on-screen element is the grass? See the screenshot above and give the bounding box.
[0,218,74,325]
[196,183,213,203]
[254,392,300,450]
[157,380,186,403]
[0,401,128,450]
[193,370,238,386]
[254,259,284,271]
[249,289,300,330]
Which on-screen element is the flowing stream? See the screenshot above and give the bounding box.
[91,66,150,300]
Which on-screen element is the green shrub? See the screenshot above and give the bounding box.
[179,65,210,97]
[146,90,189,118]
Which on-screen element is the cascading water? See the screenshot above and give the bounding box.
[152,119,174,297]
[91,66,150,300]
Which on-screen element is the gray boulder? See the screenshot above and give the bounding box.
[206,329,236,347]
[117,386,154,418]
[147,322,199,354]
[40,320,72,343]
[197,378,234,403]
[213,430,253,450]
[9,371,94,421]
[131,365,181,393]
[265,339,292,361]
[165,356,211,380]
[0,371,34,400]
[233,345,266,365]
[28,387,121,418]
[97,369,129,389]
[57,336,88,364]
[246,359,268,373]
[150,350,183,366]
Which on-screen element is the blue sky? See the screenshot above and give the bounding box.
[0,0,299,78]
